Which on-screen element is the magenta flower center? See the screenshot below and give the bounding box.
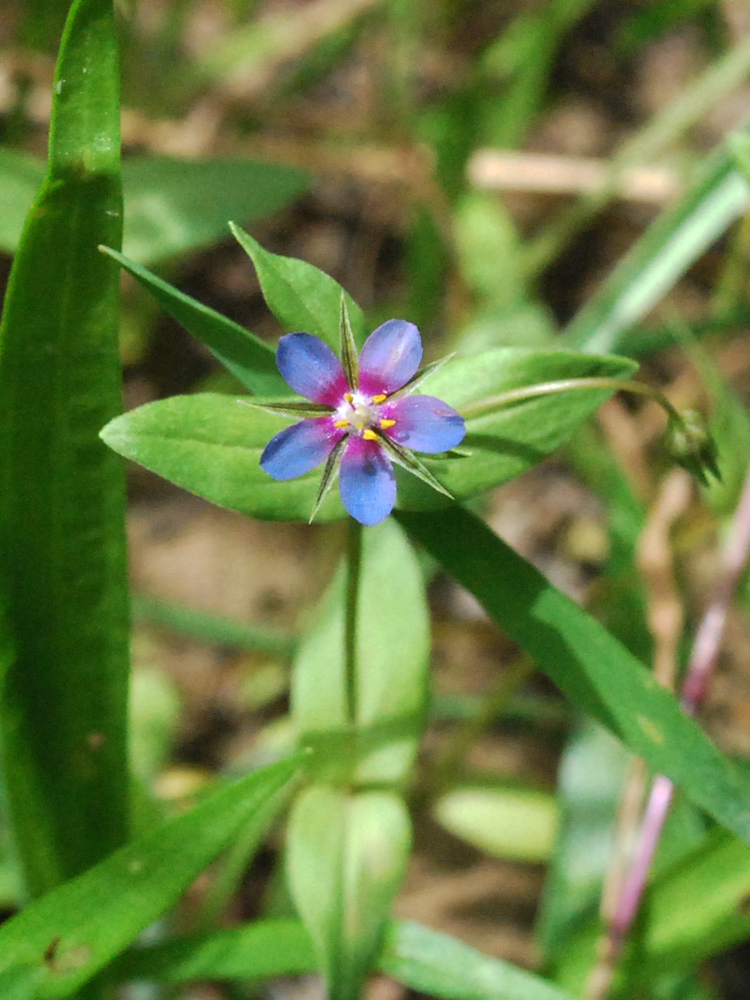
[333,391,395,440]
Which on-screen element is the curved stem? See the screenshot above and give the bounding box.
[344,519,363,727]
[461,377,682,422]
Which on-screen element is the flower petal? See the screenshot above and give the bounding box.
[382,396,465,453]
[277,333,349,405]
[260,417,342,480]
[339,436,396,525]
[358,320,422,395]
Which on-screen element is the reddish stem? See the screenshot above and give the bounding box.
[592,460,750,997]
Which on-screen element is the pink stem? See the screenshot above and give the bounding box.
[603,459,750,974]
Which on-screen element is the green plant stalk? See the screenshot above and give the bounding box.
[461,376,681,422]
[0,0,129,900]
[344,519,364,727]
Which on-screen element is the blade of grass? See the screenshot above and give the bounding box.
[562,148,750,354]
[0,755,301,999]
[131,594,296,657]
[526,32,750,278]
[0,0,129,897]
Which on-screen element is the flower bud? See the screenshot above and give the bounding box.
[662,409,720,486]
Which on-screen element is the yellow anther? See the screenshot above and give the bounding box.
[363,429,379,441]
[334,419,348,428]
[380,418,396,429]
[344,393,353,403]
[372,394,387,404]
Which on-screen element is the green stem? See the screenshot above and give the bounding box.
[461,376,682,422]
[344,519,364,727]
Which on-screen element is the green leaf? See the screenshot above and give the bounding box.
[563,148,750,355]
[0,149,45,256]
[0,151,308,265]
[536,721,628,959]
[100,248,286,396]
[111,919,315,984]
[396,505,750,845]
[287,786,411,1000]
[434,785,559,863]
[122,157,308,266]
[101,393,345,522]
[230,223,366,348]
[114,918,581,1000]
[397,347,637,509]
[0,0,129,897]
[0,966,46,1000]
[0,755,300,999]
[101,349,636,523]
[292,519,429,784]
[380,920,582,1000]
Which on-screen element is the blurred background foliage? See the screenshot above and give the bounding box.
[4,1,750,999]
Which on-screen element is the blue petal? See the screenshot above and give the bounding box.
[339,436,396,525]
[260,418,341,480]
[277,333,349,405]
[383,396,465,452]
[358,320,422,396]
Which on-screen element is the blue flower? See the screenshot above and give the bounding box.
[260,317,465,525]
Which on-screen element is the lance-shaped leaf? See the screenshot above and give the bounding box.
[230,223,366,348]
[0,0,129,897]
[287,786,411,1000]
[397,505,750,846]
[291,519,429,784]
[101,248,286,396]
[0,755,300,999]
[0,150,309,267]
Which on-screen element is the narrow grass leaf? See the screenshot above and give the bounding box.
[0,755,300,999]
[397,505,750,844]
[0,0,129,897]
[101,248,285,396]
[230,223,366,348]
[562,148,750,355]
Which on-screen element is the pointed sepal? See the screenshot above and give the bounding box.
[339,294,359,390]
[380,435,453,499]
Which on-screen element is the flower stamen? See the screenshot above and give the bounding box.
[380,418,396,429]
[362,429,379,441]
[372,394,387,404]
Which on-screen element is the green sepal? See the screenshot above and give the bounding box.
[339,294,359,390]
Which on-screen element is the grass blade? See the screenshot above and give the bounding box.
[0,0,129,896]
[0,755,300,999]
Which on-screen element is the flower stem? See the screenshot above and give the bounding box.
[344,519,364,727]
[461,377,682,422]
